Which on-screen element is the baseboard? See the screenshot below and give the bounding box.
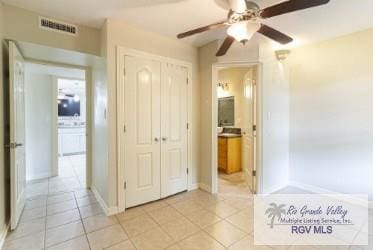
[26,172,51,182]
[0,223,10,249]
[289,181,339,195]
[198,183,212,193]
[289,181,373,209]
[188,183,199,191]
[91,186,119,216]
[265,182,289,194]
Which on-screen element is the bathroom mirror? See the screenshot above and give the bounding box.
[218,96,234,127]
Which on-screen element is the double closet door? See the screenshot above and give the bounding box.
[124,56,188,208]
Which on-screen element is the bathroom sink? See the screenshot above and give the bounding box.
[218,133,241,138]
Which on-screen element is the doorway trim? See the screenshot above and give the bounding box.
[211,61,263,194]
[116,46,194,212]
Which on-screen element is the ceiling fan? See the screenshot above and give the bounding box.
[177,0,330,56]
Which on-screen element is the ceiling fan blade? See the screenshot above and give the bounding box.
[257,24,293,44]
[260,0,330,18]
[216,36,235,56]
[177,21,227,39]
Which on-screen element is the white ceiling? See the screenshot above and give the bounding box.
[4,0,373,47]
[58,79,85,92]
[25,63,86,79]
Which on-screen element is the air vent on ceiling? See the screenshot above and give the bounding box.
[39,16,78,36]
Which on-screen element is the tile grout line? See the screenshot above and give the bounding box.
[43,190,92,249]
[43,176,50,249]
[186,193,251,249]
[73,186,92,250]
[141,194,234,248]
[10,157,89,249]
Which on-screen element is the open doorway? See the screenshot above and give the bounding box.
[213,64,258,197]
[56,78,87,188]
[6,40,100,230]
[24,63,87,198]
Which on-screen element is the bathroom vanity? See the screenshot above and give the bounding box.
[218,129,242,174]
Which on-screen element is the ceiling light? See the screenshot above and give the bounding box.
[227,21,260,43]
[275,50,291,61]
[73,94,80,102]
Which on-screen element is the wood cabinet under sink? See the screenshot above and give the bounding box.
[218,136,241,174]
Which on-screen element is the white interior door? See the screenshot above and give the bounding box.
[160,63,188,197]
[124,56,161,208]
[9,41,26,229]
[242,71,255,191]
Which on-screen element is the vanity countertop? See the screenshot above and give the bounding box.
[218,133,242,138]
[59,126,86,129]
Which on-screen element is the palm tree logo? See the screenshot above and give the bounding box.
[265,203,286,228]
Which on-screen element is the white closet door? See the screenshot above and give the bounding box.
[125,56,161,208]
[160,63,188,198]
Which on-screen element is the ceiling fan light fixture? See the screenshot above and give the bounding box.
[227,21,249,42]
[227,21,260,42]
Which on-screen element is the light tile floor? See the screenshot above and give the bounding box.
[5,179,373,249]
[58,154,86,187]
[218,171,252,197]
[25,155,86,199]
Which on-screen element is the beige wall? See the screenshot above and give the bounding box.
[2,4,101,56]
[91,59,108,203]
[259,41,290,193]
[289,28,373,200]
[0,1,10,241]
[102,20,200,206]
[218,67,250,127]
[198,41,218,187]
[90,22,109,204]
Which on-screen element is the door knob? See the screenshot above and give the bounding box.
[154,137,159,142]
[162,137,167,141]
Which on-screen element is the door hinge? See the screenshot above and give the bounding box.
[123,67,126,76]
[253,125,257,131]
[4,142,23,149]
[123,124,126,133]
[252,170,256,177]
[186,78,189,85]
[124,182,127,189]
[187,123,189,130]
[187,168,189,175]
